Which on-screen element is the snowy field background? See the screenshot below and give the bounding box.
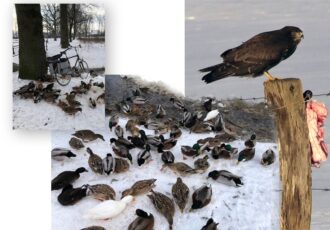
[52,118,279,230]
[186,0,330,228]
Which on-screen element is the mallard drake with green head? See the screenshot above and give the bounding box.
[86,147,104,174]
[211,144,238,159]
[111,137,135,150]
[237,147,255,164]
[194,155,210,173]
[201,218,219,230]
[162,162,196,176]
[128,209,154,230]
[147,190,175,230]
[51,148,76,161]
[122,178,157,198]
[137,144,152,166]
[69,137,85,150]
[51,167,88,190]
[86,184,116,201]
[127,135,145,149]
[261,149,275,166]
[57,184,88,206]
[208,170,243,187]
[72,130,105,142]
[191,185,212,210]
[172,177,189,213]
[115,125,124,138]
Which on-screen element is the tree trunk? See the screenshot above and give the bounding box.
[264,79,311,230]
[53,18,57,41]
[15,4,46,80]
[60,4,69,48]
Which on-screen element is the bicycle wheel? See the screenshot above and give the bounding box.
[55,67,71,86]
[78,60,90,79]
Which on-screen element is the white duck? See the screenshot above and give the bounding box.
[203,109,219,121]
[85,195,133,220]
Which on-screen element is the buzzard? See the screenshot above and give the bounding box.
[200,26,304,83]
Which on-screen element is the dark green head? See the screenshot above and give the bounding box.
[192,143,200,151]
[67,151,76,158]
[76,167,88,174]
[224,144,232,151]
[208,170,220,179]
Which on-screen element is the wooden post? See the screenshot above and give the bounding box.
[264,79,311,230]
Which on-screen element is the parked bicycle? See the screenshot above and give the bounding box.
[47,45,89,86]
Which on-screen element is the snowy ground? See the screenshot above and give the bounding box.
[186,1,330,228]
[51,118,280,230]
[13,72,105,130]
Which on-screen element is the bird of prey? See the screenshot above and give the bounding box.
[200,26,304,83]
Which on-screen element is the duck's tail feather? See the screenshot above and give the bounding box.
[200,63,233,84]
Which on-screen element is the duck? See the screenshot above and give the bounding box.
[86,184,116,201]
[191,185,212,210]
[237,147,255,164]
[144,120,164,131]
[197,137,221,148]
[169,125,182,139]
[96,92,105,102]
[115,125,124,138]
[13,81,35,95]
[127,96,147,105]
[51,148,76,161]
[57,99,69,110]
[170,97,185,110]
[261,149,275,166]
[203,109,219,122]
[128,209,154,230]
[214,132,237,142]
[132,87,142,96]
[72,130,105,142]
[159,135,177,150]
[69,137,85,149]
[245,133,257,148]
[203,98,213,112]
[208,170,243,187]
[125,119,138,134]
[51,167,88,190]
[81,226,105,230]
[111,137,135,150]
[89,97,96,108]
[102,153,115,175]
[65,92,82,107]
[162,162,196,176]
[86,147,104,174]
[182,109,197,128]
[122,179,157,197]
[148,190,175,230]
[62,106,82,115]
[122,103,131,114]
[110,139,133,163]
[109,114,119,131]
[156,104,166,118]
[84,195,133,220]
[161,150,175,164]
[201,218,219,230]
[181,142,209,158]
[172,177,189,213]
[93,81,105,88]
[190,122,213,133]
[139,130,163,151]
[42,91,60,103]
[114,157,130,173]
[57,184,88,206]
[127,135,145,149]
[213,113,225,132]
[137,145,152,166]
[211,144,238,159]
[194,155,210,173]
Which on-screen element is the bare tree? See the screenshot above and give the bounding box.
[15,4,46,80]
[41,4,59,41]
[60,4,69,48]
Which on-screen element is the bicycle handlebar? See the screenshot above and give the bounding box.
[60,44,82,55]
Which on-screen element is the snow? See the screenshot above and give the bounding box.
[51,118,280,230]
[13,38,105,69]
[13,72,105,130]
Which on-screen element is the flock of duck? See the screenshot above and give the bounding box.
[14,79,105,115]
[51,94,276,230]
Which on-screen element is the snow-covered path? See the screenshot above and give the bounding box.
[51,118,279,230]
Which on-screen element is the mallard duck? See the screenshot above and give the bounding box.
[65,92,82,107]
[125,119,137,132]
[181,144,201,157]
[110,139,133,163]
[96,92,105,102]
[81,226,105,230]
[147,190,175,230]
[162,162,196,176]
[197,137,221,148]
[109,114,119,131]
[122,103,131,114]
[156,104,166,118]
[203,98,213,112]
[127,96,147,105]
[132,87,142,96]
[115,125,124,138]
[122,179,157,197]
[62,106,82,115]
[102,153,115,175]
[13,81,35,95]
[208,170,243,187]
[72,130,105,142]
[127,135,145,149]
[86,184,116,201]
[57,99,69,110]
[89,97,96,108]
[203,109,219,121]
[182,109,197,128]
[214,132,237,142]
[237,147,255,164]
[261,149,275,166]
[159,135,177,151]
[172,177,189,213]
[51,148,76,161]
[57,184,88,206]
[191,185,212,210]
[86,147,104,174]
[51,167,88,190]
[170,97,185,110]
[201,218,219,230]
[190,122,213,133]
[139,130,163,151]
[211,144,238,159]
[111,137,135,150]
[85,195,133,220]
[169,125,182,139]
[42,91,60,103]
[69,137,85,149]
[114,157,130,173]
[213,113,225,132]
[128,209,154,230]
[161,150,175,164]
[245,134,257,148]
[93,81,104,88]
[194,155,210,173]
[144,120,164,130]
[137,145,152,166]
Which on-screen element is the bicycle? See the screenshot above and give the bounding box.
[47,45,90,86]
